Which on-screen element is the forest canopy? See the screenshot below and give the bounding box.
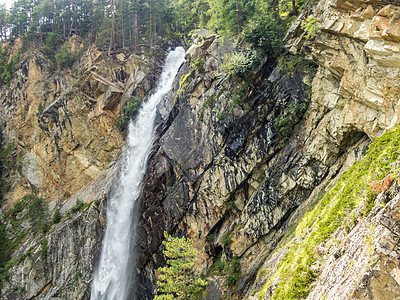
[0,0,302,54]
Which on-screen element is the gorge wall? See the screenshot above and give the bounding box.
[0,39,163,298]
[138,0,400,298]
[1,0,400,299]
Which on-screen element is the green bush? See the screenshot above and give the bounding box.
[155,232,207,299]
[206,233,215,244]
[303,16,319,38]
[52,209,61,224]
[226,200,238,212]
[224,50,259,78]
[226,256,241,287]
[42,35,82,70]
[200,94,217,121]
[41,32,62,58]
[55,44,74,69]
[230,94,243,107]
[0,51,21,87]
[27,195,49,234]
[274,102,308,143]
[220,232,233,246]
[209,252,225,275]
[0,221,10,276]
[116,97,142,133]
[40,238,48,260]
[194,56,205,74]
[243,15,285,58]
[36,102,44,119]
[0,46,4,80]
[180,70,194,88]
[70,199,84,214]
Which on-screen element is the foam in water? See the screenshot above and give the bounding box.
[91,47,185,300]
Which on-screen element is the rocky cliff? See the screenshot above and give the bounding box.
[1,0,400,299]
[137,0,400,299]
[0,37,160,207]
[0,37,163,299]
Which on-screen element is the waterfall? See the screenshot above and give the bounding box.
[91,47,185,300]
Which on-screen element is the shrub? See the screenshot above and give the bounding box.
[52,209,62,224]
[206,233,215,245]
[230,94,242,107]
[274,102,308,143]
[200,94,217,121]
[243,15,285,58]
[220,232,233,246]
[1,52,21,87]
[116,97,142,133]
[303,16,319,39]
[27,195,49,234]
[224,50,259,78]
[180,70,194,88]
[70,199,84,214]
[41,32,62,58]
[209,252,225,275]
[278,54,304,78]
[0,45,4,79]
[55,44,74,69]
[226,200,238,212]
[226,256,241,287]
[40,238,48,260]
[36,102,44,119]
[194,56,205,74]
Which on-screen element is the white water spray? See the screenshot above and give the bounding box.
[91,47,185,300]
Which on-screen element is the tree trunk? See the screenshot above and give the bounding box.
[236,1,243,33]
[69,0,75,36]
[291,0,298,16]
[133,9,138,52]
[149,3,153,51]
[121,12,125,48]
[272,0,279,20]
[108,0,115,56]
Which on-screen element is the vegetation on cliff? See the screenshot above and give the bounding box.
[116,96,142,133]
[0,0,350,298]
[257,126,400,299]
[155,232,207,300]
[0,194,48,288]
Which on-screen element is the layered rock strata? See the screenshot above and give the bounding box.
[136,0,400,298]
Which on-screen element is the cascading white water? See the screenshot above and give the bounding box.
[91,47,185,300]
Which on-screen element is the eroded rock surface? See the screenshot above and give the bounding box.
[137,1,400,299]
[0,37,160,207]
[3,0,400,299]
[0,38,162,299]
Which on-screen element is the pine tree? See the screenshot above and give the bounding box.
[155,232,207,300]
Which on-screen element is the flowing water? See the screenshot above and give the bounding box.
[91,47,185,300]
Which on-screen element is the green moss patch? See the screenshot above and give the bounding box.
[259,126,400,299]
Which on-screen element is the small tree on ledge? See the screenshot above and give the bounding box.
[154,232,207,300]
